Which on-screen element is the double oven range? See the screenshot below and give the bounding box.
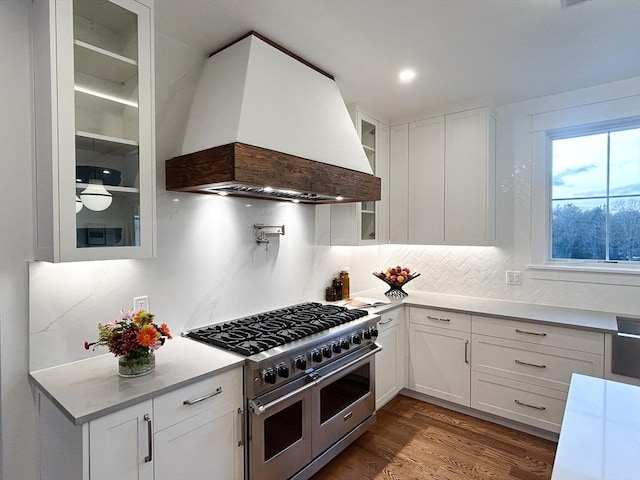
[187,302,382,480]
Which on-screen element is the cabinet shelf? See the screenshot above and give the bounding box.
[75,183,139,194]
[76,131,138,152]
[74,39,137,84]
[362,144,375,153]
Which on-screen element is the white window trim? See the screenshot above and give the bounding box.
[529,91,640,286]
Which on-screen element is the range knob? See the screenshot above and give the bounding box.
[294,355,307,370]
[363,329,372,340]
[263,368,276,385]
[276,363,289,378]
[351,333,362,345]
[322,345,332,358]
[311,349,322,363]
[370,326,379,338]
[332,342,342,354]
[340,338,350,350]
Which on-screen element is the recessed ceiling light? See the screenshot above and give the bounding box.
[399,69,416,84]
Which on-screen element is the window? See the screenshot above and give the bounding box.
[550,123,640,263]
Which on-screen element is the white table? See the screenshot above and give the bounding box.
[552,374,640,480]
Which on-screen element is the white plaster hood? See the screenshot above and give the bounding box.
[166,32,380,203]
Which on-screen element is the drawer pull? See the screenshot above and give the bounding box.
[514,399,546,411]
[514,359,546,369]
[143,414,153,463]
[183,386,222,405]
[515,328,547,337]
[464,340,469,364]
[379,318,394,325]
[427,315,450,322]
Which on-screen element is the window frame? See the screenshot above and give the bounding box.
[529,97,640,286]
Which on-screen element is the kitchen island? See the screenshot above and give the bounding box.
[551,374,640,480]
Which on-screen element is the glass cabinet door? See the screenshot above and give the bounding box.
[73,0,142,250]
[360,119,377,242]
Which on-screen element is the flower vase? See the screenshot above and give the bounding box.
[118,349,155,377]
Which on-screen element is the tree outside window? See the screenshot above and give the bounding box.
[551,125,640,263]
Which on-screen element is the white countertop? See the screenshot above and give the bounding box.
[30,337,245,425]
[552,374,640,480]
[350,290,619,333]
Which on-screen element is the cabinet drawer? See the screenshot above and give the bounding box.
[471,372,567,433]
[472,334,603,392]
[410,307,471,333]
[472,315,604,354]
[154,367,242,432]
[377,307,402,332]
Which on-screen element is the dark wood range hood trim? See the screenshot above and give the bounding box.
[165,142,381,204]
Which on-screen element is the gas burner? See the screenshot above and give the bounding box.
[186,302,369,355]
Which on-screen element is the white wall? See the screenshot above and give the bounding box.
[0,1,38,478]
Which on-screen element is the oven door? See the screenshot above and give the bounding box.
[249,377,313,480]
[311,344,378,457]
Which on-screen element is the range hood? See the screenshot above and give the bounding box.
[166,32,381,204]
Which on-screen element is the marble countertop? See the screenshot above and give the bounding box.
[30,337,245,425]
[348,289,619,333]
[552,374,640,480]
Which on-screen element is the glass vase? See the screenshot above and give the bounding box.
[118,349,155,377]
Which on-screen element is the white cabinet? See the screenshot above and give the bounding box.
[37,367,244,480]
[32,0,156,262]
[154,369,244,480]
[390,106,496,245]
[470,316,604,433]
[375,307,406,409]
[331,106,389,245]
[89,401,154,480]
[408,307,471,407]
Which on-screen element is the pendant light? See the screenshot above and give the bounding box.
[80,167,112,211]
[75,195,83,213]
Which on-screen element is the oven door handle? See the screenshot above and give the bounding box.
[248,344,383,416]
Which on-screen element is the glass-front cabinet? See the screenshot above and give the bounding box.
[330,106,389,246]
[33,0,155,262]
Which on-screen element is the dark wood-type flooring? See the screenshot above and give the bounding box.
[311,394,557,480]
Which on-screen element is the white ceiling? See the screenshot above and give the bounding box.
[155,0,640,122]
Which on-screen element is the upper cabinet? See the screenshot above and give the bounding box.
[331,106,389,245]
[33,0,156,262]
[390,106,496,246]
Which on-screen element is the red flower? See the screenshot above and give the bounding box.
[160,323,172,339]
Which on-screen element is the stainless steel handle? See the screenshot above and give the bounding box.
[248,344,383,416]
[143,414,153,463]
[183,386,222,405]
[464,340,469,364]
[515,359,546,369]
[378,318,394,325]
[514,399,546,411]
[515,328,547,337]
[237,407,245,447]
[427,315,450,322]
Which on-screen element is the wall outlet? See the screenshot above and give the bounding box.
[505,271,522,285]
[133,295,149,311]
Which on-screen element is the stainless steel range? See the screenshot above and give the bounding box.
[187,302,382,480]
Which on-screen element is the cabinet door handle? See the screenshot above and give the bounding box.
[464,340,469,364]
[427,315,450,322]
[515,359,546,369]
[143,414,153,463]
[515,328,546,337]
[514,399,546,411]
[379,318,394,325]
[237,407,245,447]
[183,386,222,405]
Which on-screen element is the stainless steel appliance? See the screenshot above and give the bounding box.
[187,302,382,480]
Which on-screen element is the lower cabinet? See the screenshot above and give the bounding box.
[375,307,405,409]
[37,366,244,480]
[408,307,471,407]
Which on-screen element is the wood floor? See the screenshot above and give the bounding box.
[311,395,557,480]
